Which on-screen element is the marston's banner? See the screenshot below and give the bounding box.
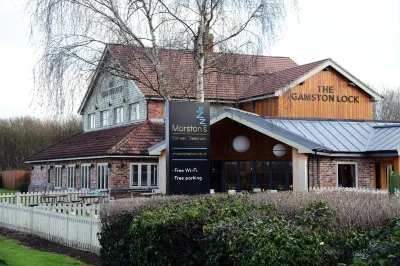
[166,101,210,195]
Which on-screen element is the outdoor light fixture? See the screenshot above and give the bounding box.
[41,166,44,170]
[123,98,127,103]
[109,102,112,107]
[75,164,80,169]
[299,81,305,85]
[233,135,250,153]
[348,82,356,87]
[95,105,98,110]
[121,162,125,168]
[90,164,94,168]
[31,166,34,170]
[273,143,286,157]
[108,163,112,168]
[323,67,329,71]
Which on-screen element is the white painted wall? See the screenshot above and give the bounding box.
[292,147,308,191]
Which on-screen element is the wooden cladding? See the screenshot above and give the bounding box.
[241,69,374,120]
[210,118,292,161]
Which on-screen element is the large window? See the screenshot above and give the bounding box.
[67,165,76,189]
[130,163,158,188]
[97,163,109,190]
[101,110,110,127]
[114,107,124,124]
[88,113,96,129]
[129,103,140,121]
[337,163,357,188]
[55,165,62,188]
[81,164,91,189]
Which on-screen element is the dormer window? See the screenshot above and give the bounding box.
[130,103,140,121]
[114,106,124,124]
[88,113,96,129]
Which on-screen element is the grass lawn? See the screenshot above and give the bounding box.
[0,188,18,194]
[0,237,89,266]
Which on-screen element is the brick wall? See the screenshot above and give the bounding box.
[147,100,165,119]
[29,157,158,193]
[308,157,374,188]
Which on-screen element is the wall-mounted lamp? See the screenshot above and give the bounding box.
[90,164,94,168]
[299,81,305,85]
[108,163,112,168]
[62,165,66,169]
[233,135,250,153]
[40,166,44,170]
[75,164,80,169]
[273,144,287,157]
[31,166,35,170]
[348,82,356,87]
[95,105,99,110]
[323,67,330,71]
[121,162,126,168]
[49,165,53,169]
[123,98,127,103]
[109,102,112,107]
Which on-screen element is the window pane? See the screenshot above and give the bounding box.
[105,166,109,189]
[141,165,148,186]
[97,166,101,189]
[136,104,140,119]
[338,164,356,188]
[132,165,139,186]
[130,104,137,121]
[151,165,157,186]
[47,168,51,184]
[271,162,286,191]
[256,162,269,190]
[239,161,253,191]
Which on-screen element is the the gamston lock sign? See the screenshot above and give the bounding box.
[290,86,360,103]
[166,101,210,195]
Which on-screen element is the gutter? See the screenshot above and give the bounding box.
[25,154,160,164]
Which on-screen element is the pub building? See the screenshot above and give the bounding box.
[25,44,400,196]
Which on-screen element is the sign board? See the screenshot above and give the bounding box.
[166,101,210,195]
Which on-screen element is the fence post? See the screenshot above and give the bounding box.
[16,193,21,205]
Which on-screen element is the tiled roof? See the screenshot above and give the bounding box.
[108,44,299,100]
[25,121,165,162]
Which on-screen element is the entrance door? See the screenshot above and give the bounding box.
[239,161,253,192]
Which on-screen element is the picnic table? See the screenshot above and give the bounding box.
[78,195,108,205]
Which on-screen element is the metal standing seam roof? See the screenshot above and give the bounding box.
[209,108,400,154]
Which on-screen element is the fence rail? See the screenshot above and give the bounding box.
[0,203,100,253]
[0,190,108,206]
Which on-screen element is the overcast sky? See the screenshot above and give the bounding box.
[0,0,399,119]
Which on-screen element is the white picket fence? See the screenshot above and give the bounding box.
[0,203,101,254]
[0,190,108,205]
[310,186,389,194]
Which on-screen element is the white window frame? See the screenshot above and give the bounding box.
[81,164,91,189]
[130,163,159,188]
[67,165,76,189]
[130,103,140,121]
[97,163,109,190]
[336,162,358,188]
[88,113,96,129]
[114,106,124,124]
[101,110,110,127]
[55,165,62,188]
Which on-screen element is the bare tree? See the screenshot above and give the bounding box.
[373,85,400,120]
[0,116,82,170]
[28,0,297,114]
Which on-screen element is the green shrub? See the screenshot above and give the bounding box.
[18,182,30,193]
[99,192,400,265]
